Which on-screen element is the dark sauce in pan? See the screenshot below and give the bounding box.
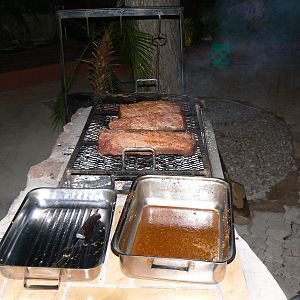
[131,205,220,261]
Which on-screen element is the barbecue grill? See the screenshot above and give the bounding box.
[0,7,229,288]
[56,7,223,189]
[59,92,223,190]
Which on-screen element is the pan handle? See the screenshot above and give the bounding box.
[23,268,61,290]
[148,259,195,272]
[122,148,156,170]
[135,79,158,93]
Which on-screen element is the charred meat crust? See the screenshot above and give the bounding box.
[98,130,197,156]
[108,113,187,131]
[119,100,181,118]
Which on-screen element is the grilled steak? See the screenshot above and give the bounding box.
[98,130,197,156]
[108,113,186,131]
[119,100,181,118]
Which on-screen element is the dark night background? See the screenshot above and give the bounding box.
[1,0,300,71]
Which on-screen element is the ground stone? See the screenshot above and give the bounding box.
[249,223,269,237]
[252,210,272,222]
[267,219,291,232]
[235,224,250,236]
[283,240,300,256]
[265,247,284,264]
[284,256,300,268]
[291,223,300,238]
[266,238,284,249]
[206,99,296,200]
[264,260,284,276]
[250,246,266,262]
[267,228,291,241]
[275,275,300,299]
[284,206,300,224]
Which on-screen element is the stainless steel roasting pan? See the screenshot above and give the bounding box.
[111,175,235,284]
[0,188,116,289]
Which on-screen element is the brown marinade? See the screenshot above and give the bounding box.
[131,205,220,261]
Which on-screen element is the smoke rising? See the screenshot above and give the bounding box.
[214,0,300,64]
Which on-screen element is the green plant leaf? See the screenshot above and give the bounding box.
[112,19,154,81]
[51,41,93,131]
[86,30,121,96]
[51,8,153,130]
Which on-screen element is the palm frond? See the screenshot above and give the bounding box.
[51,7,153,130]
[86,30,121,96]
[51,41,93,131]
[50,94,65,131]
[112,19,154,81]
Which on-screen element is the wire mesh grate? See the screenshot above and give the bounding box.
[83,115,200,143]
[92,95,193,115]
[65,94,209,184]
[73,136,205,172]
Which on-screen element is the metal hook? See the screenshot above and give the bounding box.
[152,13,166,47]
[64,26,68,41]
[86,17,90,37]
[158,13,162,36]
[120,14,123,36]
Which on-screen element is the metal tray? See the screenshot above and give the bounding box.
[111,175,235,284]
[0,188,116,289]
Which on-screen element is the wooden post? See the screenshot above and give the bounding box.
[125,0,182,94]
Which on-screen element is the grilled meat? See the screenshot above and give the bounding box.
[119,100,181,118]
[108,113,186,131]
[98,130,197,156]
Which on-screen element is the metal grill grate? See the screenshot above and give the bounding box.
[73,136,205,172]
[92,95,193,115]
[63,94,210,188]
[84,115,113,142]
[83,115,200,143]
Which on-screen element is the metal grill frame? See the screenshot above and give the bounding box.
[61,93,214,189]
[56,7,185,123]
